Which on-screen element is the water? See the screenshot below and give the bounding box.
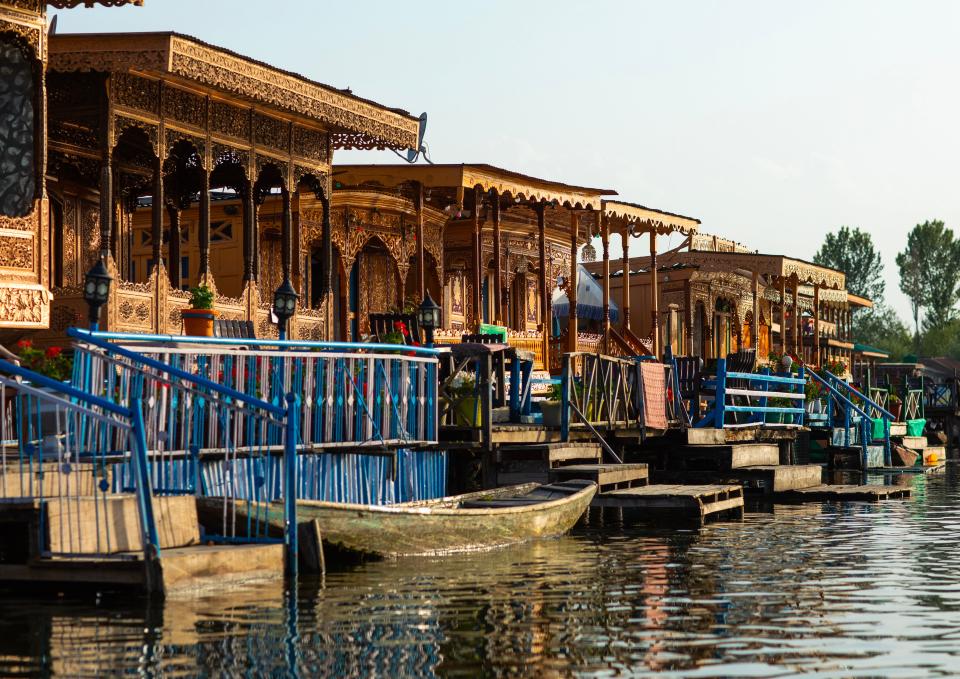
[3,469,960,677]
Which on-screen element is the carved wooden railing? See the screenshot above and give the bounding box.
[607,325,653,357]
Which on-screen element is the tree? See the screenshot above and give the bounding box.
[813,226,885,303]
[896,220,960,336]
[853,304,912,361]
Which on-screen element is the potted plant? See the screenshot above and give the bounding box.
[13,340,72,382]
[182,285,216,337]
[888,394,903,422]
[449,370,481,426]
[540,383,564,428]
[805,378,823,414]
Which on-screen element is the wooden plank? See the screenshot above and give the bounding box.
[772,484,912,503]
[549,464,648,487]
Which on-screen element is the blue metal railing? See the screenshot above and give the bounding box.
[820,371,893,467]
[0,358,161,588]
[67,329,302,576]
[696,358,806,428]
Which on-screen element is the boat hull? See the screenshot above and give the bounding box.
[198,481,596,557]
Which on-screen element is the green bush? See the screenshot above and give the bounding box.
[189,285,215,310]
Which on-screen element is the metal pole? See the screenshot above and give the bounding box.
[284,392,299,578]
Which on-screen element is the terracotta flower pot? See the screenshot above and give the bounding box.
[182,308,216,337]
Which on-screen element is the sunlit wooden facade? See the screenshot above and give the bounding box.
[30,31,419,342]
[0,1,143,334]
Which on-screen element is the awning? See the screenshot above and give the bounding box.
[552,265,620,323]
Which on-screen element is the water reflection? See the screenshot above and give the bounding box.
[2,468,960,676]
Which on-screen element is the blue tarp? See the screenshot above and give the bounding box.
[552,264,620,323]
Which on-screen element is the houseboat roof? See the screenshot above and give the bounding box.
[335,164,614,210]
[48,32,420,150]
[602,199,700,235]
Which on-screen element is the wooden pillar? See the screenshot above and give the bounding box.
[281,187,292,282]
[621,227,631,331]
[777,276,786,354]
[198,167,211,280]
[751,270,759,353]
[814,283,821,366]
[600,211,610,353]
[150,153,164,274]
[649,230,659,357]
[536,204,550,369]
[567,212,579,354]
[167,203,181,289]
[99,145,113,261]
[415,181,425,301]
[491,191,502,324]
[472,187,482,330]
[242,180,256,282]
[791,277,799,355]
[684,279,693,356]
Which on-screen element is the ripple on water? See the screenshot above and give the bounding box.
[3,469,960,676]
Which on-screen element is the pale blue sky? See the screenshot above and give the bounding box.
[54,1,960,322]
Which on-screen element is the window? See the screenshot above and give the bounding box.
[210,220,233,243]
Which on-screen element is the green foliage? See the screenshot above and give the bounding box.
[854,304,912,360]
[547,382,563,402]
[896,220,960,336]
[814,226,885,303]
[189,285,215,310]
[381,331,405,345]
[14,340,72,382]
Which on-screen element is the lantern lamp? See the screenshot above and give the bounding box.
[418,291,441,346]
[781,354,793,372]
[273,278,298,341]
[83,258,113,330]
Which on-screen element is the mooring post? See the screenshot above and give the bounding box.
[714,359,727,429]
[284,392,300,578]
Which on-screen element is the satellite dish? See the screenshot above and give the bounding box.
[405,112,429,163]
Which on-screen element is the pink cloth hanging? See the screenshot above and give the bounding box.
[641,362,669,430]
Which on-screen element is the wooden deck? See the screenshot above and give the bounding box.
[770,484,913,502]
[548,463,648,493]
[686,426,801,446]
[652,464,824,493]
[593,484,744,522]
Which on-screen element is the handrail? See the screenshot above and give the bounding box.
[695,359,805,428]
[568,402,623,464]
[74,328,444,357]
[823,371,895,421]
[0,358,133,417]
[808,370,872,422]
[808,369,886,467]
[69,328,284,417]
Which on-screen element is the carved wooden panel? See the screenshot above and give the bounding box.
[162,85,206,129]
[210,99,249,140]
[112,72,159,114]
[0,37,35,218]
[0,233,32,270]
[292,125,328,164]
[253,112,288,152]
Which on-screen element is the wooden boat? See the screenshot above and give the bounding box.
[197,480,596,558]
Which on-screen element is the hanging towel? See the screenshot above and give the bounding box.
[640,362,669,430]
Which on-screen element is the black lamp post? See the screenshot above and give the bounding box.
[418,291,441,347]
[83,258,113,331]
[273,278,298,341]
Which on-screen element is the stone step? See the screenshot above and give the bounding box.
[899,436,928,450]
[549,463,648,493]
[686,426,799,446]
[672,443,780,471]
[890,423,907,437]
[651,464,823,493]
[922,445,946,463]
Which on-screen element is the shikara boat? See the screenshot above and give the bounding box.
[198,480,596,558]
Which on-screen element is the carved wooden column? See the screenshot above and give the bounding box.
[491,190,502,324]
[415,181,425,300]
[472,187,482,330]
[751,270,760,353]
[198,167,211,281]
[621,227,631,331]
[684,279,693,356]
[791,277,800,356]
[778,276,786,355]
[242,180,256,282]
[814,283,821,366]
[567,211,579,354]
[536,204,549,369]
[281,187,292,282]
[649,230,659,357]
[99,146,113,262]
[151,153,164,274]
[167,203,181,289]
[600,211,610,353]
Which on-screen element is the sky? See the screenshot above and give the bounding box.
[54,1,960,322]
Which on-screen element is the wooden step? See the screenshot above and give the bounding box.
[549,463,648,492]
[900,436,928,450]
[593,484,744,522]
[651,464,823,493]
[672,444,780,470]
[498,442,602,465]
[686,426,800,446]
[772,484,912,502]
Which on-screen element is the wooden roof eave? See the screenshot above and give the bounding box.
[683,251,846,289]
[335,164,613,211]
[48,32,420,151]
[602,199,700,236]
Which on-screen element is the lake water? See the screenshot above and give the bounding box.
[2,468,959,677]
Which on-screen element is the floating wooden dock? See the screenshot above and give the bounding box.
[770,484,913,503]
[592,484,745,522]
[549,463,649,493]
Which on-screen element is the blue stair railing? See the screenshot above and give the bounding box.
[695,358,806,428]
[820,371,893,467]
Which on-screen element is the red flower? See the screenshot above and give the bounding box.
[16,339,31,350]
[394,321,409,336]
[45,346,62,359]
